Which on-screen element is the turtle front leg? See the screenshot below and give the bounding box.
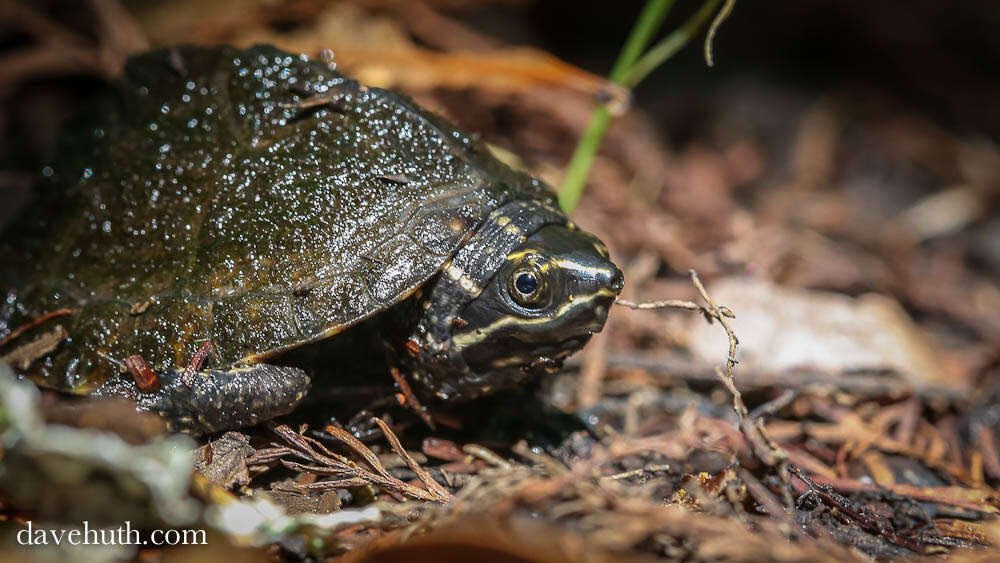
[95,364,311,435]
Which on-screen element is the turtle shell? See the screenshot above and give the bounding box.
[0,44,559,393]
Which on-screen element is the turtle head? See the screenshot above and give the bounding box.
[414,224,623,399]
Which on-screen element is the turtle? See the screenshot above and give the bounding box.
[0,44,623,434]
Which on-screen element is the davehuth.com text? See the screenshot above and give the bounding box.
[16,521,207,547]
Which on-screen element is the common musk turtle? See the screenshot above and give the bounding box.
[0,45,623,433]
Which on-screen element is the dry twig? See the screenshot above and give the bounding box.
[264,421,451,503]
[616,270,787,469]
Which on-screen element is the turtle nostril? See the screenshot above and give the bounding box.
[609,268,625,293]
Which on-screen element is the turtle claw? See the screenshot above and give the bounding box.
[341,409,384,442]
[180,340,213,386]
[389,367,436,430]
[124,354,159,392]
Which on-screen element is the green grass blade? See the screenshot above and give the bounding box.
[609,0,677,83]
[558,0,731,214]
[558,0,676,213]
[625,0,722,87]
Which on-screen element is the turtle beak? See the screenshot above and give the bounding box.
[609,266,625,293]
[584,261,624,331]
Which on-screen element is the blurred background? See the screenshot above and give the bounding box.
[2,1,1000,559]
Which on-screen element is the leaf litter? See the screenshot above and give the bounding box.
[1,1,999,561]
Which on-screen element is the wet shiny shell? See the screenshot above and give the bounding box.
[0,44,558,392]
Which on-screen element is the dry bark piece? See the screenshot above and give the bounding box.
[195,431,255,489]
[267,489,342,516]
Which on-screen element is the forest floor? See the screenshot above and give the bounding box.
[1,1,999,561]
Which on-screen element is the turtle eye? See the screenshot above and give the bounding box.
[508,266,548,309]
[515,272,537,295]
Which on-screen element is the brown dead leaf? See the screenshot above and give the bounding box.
[688,278,964,389]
